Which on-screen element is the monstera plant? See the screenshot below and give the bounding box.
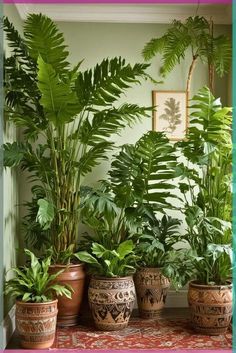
[3,13,151,325]
[79,131,187,319]
[176,87,232,335]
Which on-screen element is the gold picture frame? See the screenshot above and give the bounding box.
[152,90,188,141]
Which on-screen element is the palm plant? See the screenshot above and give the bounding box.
[3,14,151,263]
[142,16,231,92]
[176,86,232,285]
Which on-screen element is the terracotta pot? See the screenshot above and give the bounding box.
[88,276,136,331]
[15,300,58,349]
[134,267,170,318]
[49,263,85,326]
[188,281,232,335]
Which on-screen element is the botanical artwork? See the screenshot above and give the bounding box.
[153,91,188,140]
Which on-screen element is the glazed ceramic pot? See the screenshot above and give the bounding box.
[16,300,58,349]
[49,263,85,326]
[88,276,136,331]
[134,267,170,319]
[188,281,232,335]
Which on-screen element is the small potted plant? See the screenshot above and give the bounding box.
[5,249,72,349]
[134,214,184,318]
[177,87,232,335]
[76,240,138,331]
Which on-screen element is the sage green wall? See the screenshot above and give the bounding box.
[3,4,23,319]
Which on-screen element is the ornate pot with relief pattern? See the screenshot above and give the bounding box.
[134,267,170,319]
[188,281,232,335]
[88,276,136,331]
[15,299,58,349]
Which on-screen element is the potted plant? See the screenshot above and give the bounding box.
[3,14,150,325]
[5,249,71,349]
[76,240,138,331]
[134,215,183,318]
[79,130,184,319]
[177,86,232,335]
[142,15,231,93]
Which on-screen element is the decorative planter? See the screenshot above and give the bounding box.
[88,276,136,331]
[16,300,58,349]
[134,267,170,318]
[188,281,232,335]
[49,263,85,326]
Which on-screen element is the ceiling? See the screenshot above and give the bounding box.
[15,4,232,24]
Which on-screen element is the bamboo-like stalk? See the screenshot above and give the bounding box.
[186,55,198,93]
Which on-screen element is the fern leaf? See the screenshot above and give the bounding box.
[142,36,167,61]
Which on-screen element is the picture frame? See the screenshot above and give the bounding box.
[152,90,188,141]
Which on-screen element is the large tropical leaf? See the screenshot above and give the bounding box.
[24,13,69,72]
[78,141,113,176]
[75,57,149,108]
[78,104,150,146]
[37,57,79,126]
[110,131,178,209]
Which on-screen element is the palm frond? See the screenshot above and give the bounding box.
[78,104,151,146]
[78,141,113,176]
[24,13,69,72]
[75,57,149,108]
[142,36,167,61]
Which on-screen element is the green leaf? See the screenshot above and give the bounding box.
[24,13,69,72]
[36,198,55,230]
[37,56,79,126]
[3,142,28,167]
[74,251,99,264]
[117,240,134,259]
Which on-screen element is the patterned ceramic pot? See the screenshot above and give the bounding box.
[188,281,232,335]
[134,267,170,318]
[88,276,136,331]
[49,263,85,326]
[16,300,58,349]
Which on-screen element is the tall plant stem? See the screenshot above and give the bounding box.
[186,55,198,93]
[208,19,215,93]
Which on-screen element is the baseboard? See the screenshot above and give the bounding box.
[3,304,15,349]
[166,289,188,307]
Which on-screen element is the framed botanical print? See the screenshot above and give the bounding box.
[152,91,188,141]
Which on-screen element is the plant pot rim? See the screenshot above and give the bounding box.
[138,267,163,271]
[91,275,134,280]
[189,280,232,289]
[16,299,58,306]
[49,263,84,269]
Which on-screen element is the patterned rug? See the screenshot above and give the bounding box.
[52,317,232,350]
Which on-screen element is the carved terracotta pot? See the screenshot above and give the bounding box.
[188,281,232,335]
[49,263,85,326]
[16,300,58,349]
[88,276,136,331]
[134,267,170,318]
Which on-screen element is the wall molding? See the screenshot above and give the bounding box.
[15,4,232,25]
[3,304,16,349]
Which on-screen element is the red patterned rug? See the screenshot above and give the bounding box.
[52,317,232,350]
